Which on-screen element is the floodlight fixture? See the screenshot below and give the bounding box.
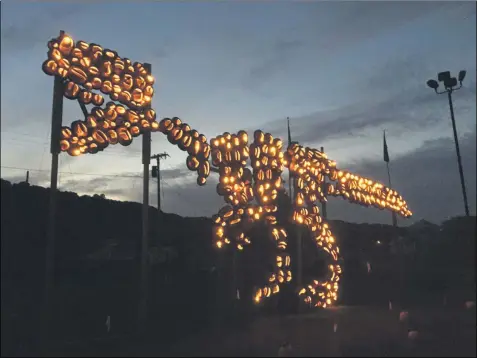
[426,79,439,90]
[438,71,451,83]
[458,70,466,83]
[444,77,458,89]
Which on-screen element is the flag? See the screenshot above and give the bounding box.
[383,130,390,163]
[287,117,291,144]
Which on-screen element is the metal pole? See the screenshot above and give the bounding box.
[320,146,327,220]
[138,63,152,335]
[295,166,303,312]
[139,132,150,334]
[288,116,303,311]
[297,228,302,287]
[287,117,293,205]
[386,162,398,227]
[447,90,470,217]
[41,70,64,353]
[157,156,161,212]
[386,157,399,305]
[26,170,29,184]
[296,230,303,314]
[233,250,237,309]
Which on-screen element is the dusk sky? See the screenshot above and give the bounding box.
[1,1,476,225]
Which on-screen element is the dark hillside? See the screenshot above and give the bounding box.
[1,179,474,356]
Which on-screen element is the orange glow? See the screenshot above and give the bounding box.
[42,31,158,156]
[156,101,411,309]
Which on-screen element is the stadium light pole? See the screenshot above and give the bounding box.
[426,70,469,217]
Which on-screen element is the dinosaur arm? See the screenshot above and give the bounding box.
[286,143,412,218]
[326,167,412,218]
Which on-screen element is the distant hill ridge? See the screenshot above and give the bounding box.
[1,178,472,245]
[2,178,474,266]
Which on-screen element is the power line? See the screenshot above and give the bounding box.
[2,165,205,216]
[2,138,142,157]
[160,178,205,215]
[1,130,52,139]
[1,133,143,153]
[1,165,198,196]
[39,123,50,173]
[1,165,142,178]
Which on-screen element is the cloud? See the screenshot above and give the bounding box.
[256,76,476,147]
[326,130,476,225]
[306,2,466,52]
[1,3,87,52]
[1,2,475,225]
[2,129,475,224]
[242,39,303,89]
[150,47,168,60]
[60,176,113,192]
[364,41,476,100]
[233,1,474,108]
[80,128,477,223]
[366,56,434,95]
[160,166,192,180]
[97,172,223,217]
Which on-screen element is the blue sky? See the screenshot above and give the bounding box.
[1,1,476,224]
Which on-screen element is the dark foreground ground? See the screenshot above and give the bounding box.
[48,305,475,357]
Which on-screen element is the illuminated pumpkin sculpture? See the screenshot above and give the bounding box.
[42,32,159,156]
[158,118,412,308]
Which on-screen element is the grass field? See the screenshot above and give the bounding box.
[162,305,476,357]
[49,304,475,357]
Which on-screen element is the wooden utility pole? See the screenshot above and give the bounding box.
[138,63,152,335]
[150,152,169,212]
[41,34,65,353]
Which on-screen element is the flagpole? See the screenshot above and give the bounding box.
[386,162,397,227]
[287,117,293,205]
[386,162,393,190]
[383,130,397,228]
[288,117,303,312]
